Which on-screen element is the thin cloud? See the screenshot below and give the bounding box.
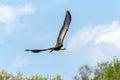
[66,21,120,64]
[67,21,120,52]
[11,56,30,69]
[95,21,120,48]
[0,4,35,33]
[16,4,35,16]
[0,5,15,24]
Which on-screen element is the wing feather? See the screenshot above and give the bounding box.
[25,10,71,53]
[57,10,71,45]
[25,44,61,53]
[25,47,54,53]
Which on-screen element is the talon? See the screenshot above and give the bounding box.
[49,50,53,53]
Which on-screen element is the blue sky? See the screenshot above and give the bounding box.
[1,0,120,79]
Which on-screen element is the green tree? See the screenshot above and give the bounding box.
[0,69,63,80]
[103,58,120,80]
[0,69,14,80]
[51,75,63,80]
[74,58,120,80]
[92,62,108,80]
[74,64,92,80]
[91,58,120,80]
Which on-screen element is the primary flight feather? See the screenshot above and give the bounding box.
[26,10,71,53]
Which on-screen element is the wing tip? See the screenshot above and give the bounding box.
[25,49,30,51]
[66,10,70,15]
[25,49,42,53]
[66,10,70,13]
[66,10,71,21]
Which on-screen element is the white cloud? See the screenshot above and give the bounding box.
[66,21,120,64]
[68,21,120,51]
[0,5,15,24]
[16,4,35,16]
[0,4,35,33]
[95,21,120,48]
[11,56,30,69]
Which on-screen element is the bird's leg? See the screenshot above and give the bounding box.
[49,49,54,53]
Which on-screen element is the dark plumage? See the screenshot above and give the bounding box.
[26,10,71,53]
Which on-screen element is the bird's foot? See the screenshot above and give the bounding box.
[49,50,54,53]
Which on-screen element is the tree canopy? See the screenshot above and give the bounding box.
[0,70,63,80]
[74,58,120,80]
[1,58,120,80]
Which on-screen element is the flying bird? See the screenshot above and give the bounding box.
[26,10,71,53]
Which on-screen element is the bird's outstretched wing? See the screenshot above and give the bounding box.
[25,47,54,53]
[25,10,71,53]
[56,10,71,45]
[25,42,62,53]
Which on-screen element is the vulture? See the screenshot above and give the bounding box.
[26,10,71,53]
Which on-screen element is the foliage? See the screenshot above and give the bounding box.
[1,58,120,80]
[92,62,108,80]
[103,58,120,80]
[0,70,63,80]
[50,75,64,80]
[74,58,120,80]
[73,64,92,80]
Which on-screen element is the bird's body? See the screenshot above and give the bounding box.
[26,10,71,53]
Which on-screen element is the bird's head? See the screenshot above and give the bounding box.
[60,47,66,50]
